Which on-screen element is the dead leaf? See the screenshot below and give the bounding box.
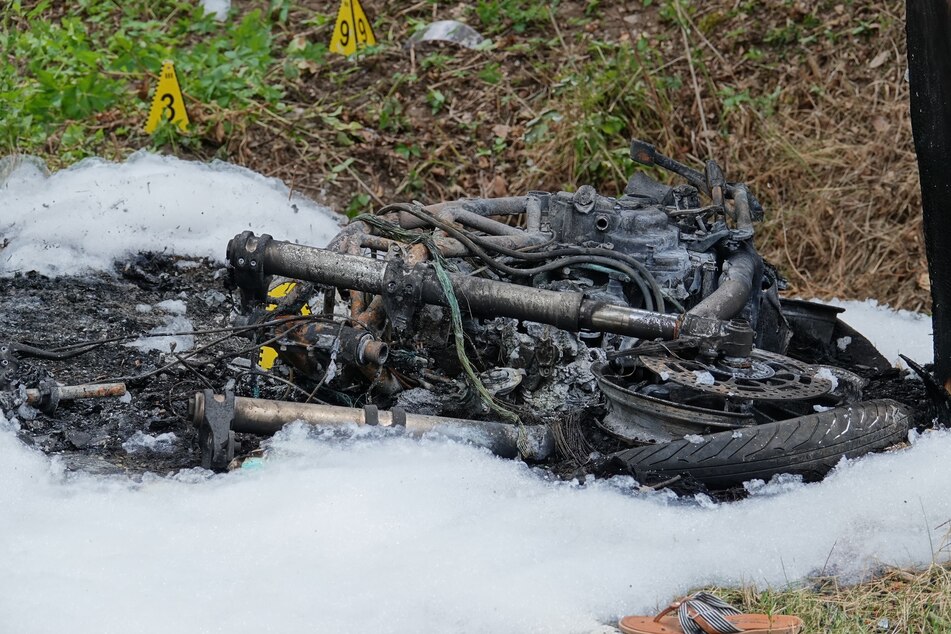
[872,116,889,133]
[492,124,511,139]
[918,271,932,292]
[484,174,508,198]
[868,50,889,69]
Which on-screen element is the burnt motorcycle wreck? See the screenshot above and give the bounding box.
[209,139,910,490]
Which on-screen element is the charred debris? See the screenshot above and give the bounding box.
[1,140,934,494]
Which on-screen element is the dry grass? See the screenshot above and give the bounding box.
[527,0,928,310]
[706,563,951,633]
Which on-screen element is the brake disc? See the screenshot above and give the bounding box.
[638,348,834,400]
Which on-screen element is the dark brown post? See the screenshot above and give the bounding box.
[907,0,951,391]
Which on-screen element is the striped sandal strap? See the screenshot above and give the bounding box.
[677,593,743,634]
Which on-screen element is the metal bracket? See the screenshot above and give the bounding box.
[0,343,18,388]
[227,231,274,310]
[572,185,597,214]
[381,255,423,333]
[192,389,236,471]
[34,379,61,414]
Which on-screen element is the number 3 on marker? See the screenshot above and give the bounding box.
[161,94,176,121]
[144,61,189,133]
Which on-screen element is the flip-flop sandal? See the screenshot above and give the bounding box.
[618,592,803,634]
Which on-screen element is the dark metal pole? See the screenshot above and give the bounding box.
[907,0,951,392]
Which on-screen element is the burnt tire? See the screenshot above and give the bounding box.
[601,399,911,489]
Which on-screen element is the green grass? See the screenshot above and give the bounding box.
[2,0,288,160]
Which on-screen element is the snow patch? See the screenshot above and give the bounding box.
[815,367,839,391]
[122,431,179,454]
[200,0,230,20]
[693,370,715,386]
[3,422,951,633]
[125,314,195,354]
[156,299,187,315]
[0,151,342,276]
[824,298,933,366]
[836,336,852,351]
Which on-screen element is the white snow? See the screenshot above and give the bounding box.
[826,298,933,367]
[121,431,178,454]
[124,303,195,353]
[815,367,839,391]
[1,417,951,633]
[0,151,342,276]
[199,0,230,20]
[155,299,186,315]
[836,335,852,352]
[0,154,946,632]
[693,370,715,386]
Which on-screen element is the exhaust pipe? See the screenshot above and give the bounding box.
[189,390,554,471]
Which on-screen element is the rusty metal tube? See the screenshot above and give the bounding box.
[25,382,127,414]
[216,395,554,460]
[580,301,680,339]
[687,246,759,321]
[233,233,709,340]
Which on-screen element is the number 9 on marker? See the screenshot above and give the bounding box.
[330,0,376,56]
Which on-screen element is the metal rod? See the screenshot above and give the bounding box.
[230,233,691,340]
[25,382,127,414]
[190,391,554,464]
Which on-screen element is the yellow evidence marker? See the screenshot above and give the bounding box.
[329,0,377,55]
[144,61,190,134]
[258,281,312,371]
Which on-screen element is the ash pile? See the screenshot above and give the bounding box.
[1,140,930,493]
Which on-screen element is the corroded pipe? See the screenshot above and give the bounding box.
[189,390,554,470]
[229,233,688,340]
[25,382,127,414]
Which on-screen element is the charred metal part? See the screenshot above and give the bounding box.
[688,245,760,322]
[0,344,17,386]
[593,363,754,443]
[188,390,554,470]
[227,231,274,309]
[382,252,424,332]
[732,184,754,237]
[228,233,768,350]
[273,321,388,376]
[24,381,127,414]
[705,160,726,208]
[192,389,235,471]
[227,233,615,335]
[637,348,833,401]
[220,139,905,486]
[525,192,544,232]
[629,138,765,218]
